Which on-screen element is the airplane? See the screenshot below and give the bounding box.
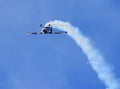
[27,24,67,35]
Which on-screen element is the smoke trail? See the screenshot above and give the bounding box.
[45,20,120,89]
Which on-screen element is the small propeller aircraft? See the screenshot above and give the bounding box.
[27,24,67,35]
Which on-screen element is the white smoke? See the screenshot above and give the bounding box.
[45,20,120,89]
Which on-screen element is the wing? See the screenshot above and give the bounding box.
[53,31,67,34]
[27,32,43,35]
[27,32,38,35]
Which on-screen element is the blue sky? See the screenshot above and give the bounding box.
[0,0,120,89]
